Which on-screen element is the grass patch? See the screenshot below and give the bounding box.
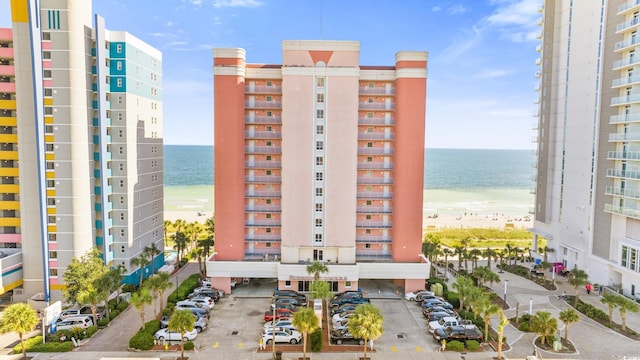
[425,228,544,249]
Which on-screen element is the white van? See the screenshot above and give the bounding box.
[56,316,93,331]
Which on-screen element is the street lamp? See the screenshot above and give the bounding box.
[529,298,533,327]
[504,280,509,306]
[176,274,179,299]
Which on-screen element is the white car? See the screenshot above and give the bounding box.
[188,296,214,311]
[176,300,209,312]
[56,316,93,331]
[263,319,296,332]
[332,311,355,324]
[262,328,302,345]
[405,290,435,301]
[154,327,198,342]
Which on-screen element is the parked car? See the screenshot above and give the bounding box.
[188,296,214,311]
[405,290,435,301]
[59,306,105,320]
[416,293,443,303]
[176,305,209,320]
[274,302,297,312]
[421,299,454,310]
[274,296,305,307]
[189,288,220,302]
[330,304,359,316]
[330,329,365,345]
[332,311,356,324]
[332,319,349,331]
[176,300,210,312]
[264,308,293,323]
[56,316,93,331]
[432,325,483,342]
[160,314,208,333]
[154,327,198,342]
[425,311,457,322]
[263,319,297,332]
[273,290,306,303]
[330,292,363,306]
[422,305,455,315]
[262,328,302,344]
[330,296,370,308]
[428,316,474,333]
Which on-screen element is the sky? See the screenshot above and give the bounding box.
[0,0,542,149]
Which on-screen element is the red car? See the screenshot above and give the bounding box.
[264,308,292,322]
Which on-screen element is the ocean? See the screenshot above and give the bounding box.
[163,145,535,216]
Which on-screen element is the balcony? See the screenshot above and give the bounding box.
[0,47,14,59]
[607,168,640,180]
[245,116,282,124]
[535,71,541,78]
[356,221,393,228]
[245,101,281,109]
[615,36,640,52]
[355,235,392,243]
[610,113,640,124]
[359,87,396,95]
[358,102,395,110]
[605,186,640,199]
[244,190,281,198]
[356,206,393,214]
[244,131,281,139]
[244,248,281,259]
[604,203,640,219]
[357,177,394,185]
[611,93,640,105]
[245,219,281,227]
[613,57,640,70]
[357,147,394,155]
[245,205,282,212]
[536,44,542,52]
[535,57,541,66]
[612,75,640,87]
[608,132,640,141]
[357,192,393,199]
[616,17,640,33]
[355,250,392,261]
[618,0,640,15]
[244,234,281,241]
[245,85,282,93]
[245,146,282,154]
[358,117,395,126]
[245,176,282,183]
[357,162,394,170]
[244,161,282,169]
[357,132,395,140]
[607,150,640,160]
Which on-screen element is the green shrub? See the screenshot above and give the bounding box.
[465,340,480,351]
[98,318,109,327]
[108,298,117,310]
[116,301,129,312]
[13,336,73,354]
[144,320,161,334]
[310,328,323,352]
[129,332,154,350]
[109,309,120,320]
[519,313,530,324]
[445,291,460,309]
[123,284,136,293]
[427,277,448,293]
[446,340,465,351]
[162,307,174,316]
[518,322,530,332]
[184,340,195,350]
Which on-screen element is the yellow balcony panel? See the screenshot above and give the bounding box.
[0,201,20,210]
[50,284,67,291]
[43,98,53,106]
[0,184,19,193]
[47,225,56,233]
[0,151,18,160]
[0,117,17,126]
[0,168,19,177]
[46,189,56,197]
[0,218,20,227]
[45,171,55,179]
[0,100,16,109]
[47,207,56,215]
[0,279,24,295]
[45,153,54,161]
[44,116,53,124]
[0,134,17,143]
[44,135,54,143]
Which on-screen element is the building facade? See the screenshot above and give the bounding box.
[532,0,640,298]
[8,0,164,302]
[208,40,429,294]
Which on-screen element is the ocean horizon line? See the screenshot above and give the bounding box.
[163,144,535,151]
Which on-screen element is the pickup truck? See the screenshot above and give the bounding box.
[428,316,474,333]
[432,325,483,342]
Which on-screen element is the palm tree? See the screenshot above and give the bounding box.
[144,242,162,275]
[485,269,500,288]
[348,304,384,360]
[0,303,39,359]
[169,309,196,360]
[466,287,487,316]
[452,276,474,311]
[204,216,215,238]
[616,296,640,331]
[601,293,619,327]
[441,247,452,276]
[497,310,508,360]
[185,221,203,252]
[306,261,328,281]
[469,249,482,271]
[484,248,497,270]
[567,268,589,305]
[292,307,319,360]
[130,288,153,329]
[174,219,187,234]
[531,311,558,346]
[194,248,206,278]
[559,308,579,342]
[163,220,173,247]
[453,246,464,273]
[145,272,173,317]
[472,266,488,287]
[478,298,501,341]
[96,266,124,320]
[131,254,150,287]
[309,280,332,304]
[504,243,515,265]
[460,237,472,271]
[172,231,188,262]
[77,283,108,327]
[198,236,215,257]
[496,249,506,273]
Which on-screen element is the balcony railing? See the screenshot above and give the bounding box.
[616,17,640,32]
[612,75,640,87]
[356,221,393,228]
[605,186,640,199]
[607,168,640,180]
[244,249,281,258]
[357,177,393,185]
[611,93,640,105]
[245,101,282,108]
[244,131,281,139]
[359,87,396,95]
[357,147,394,155]
[615,36,640,51]
[244,190,282,198]
[610,113,640,124]
[245,176,282,183]
[619,0,640,14]
[355,250,393,261]
[245,219,281,226]
[358,102,395,110]
[245,205,282,212]
[245,146,282,154]
[613,57,640,69]
[355,235,392,243]
[356,206,393,213]
[245,85,282,93]
[357,162,394,170]
[608,132,640,141]
[357,132,395,140]
[245,161,282,169]
[244,234,281,241]
[245,116,282,124]
[356,192,393,199]
[607,151,640,160]
[358,117,395,126]
[604,203,640,219]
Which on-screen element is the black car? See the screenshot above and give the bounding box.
[189,288,220,302]
[425,311,456,322]
[330,304,358,316]
[273,290,307,303]
[275,297,305,307]
[330,329,365,345]
[274,302,297,312]
[330,296,370,308]
[330,291,362,306]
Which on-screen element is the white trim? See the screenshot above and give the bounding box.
[213,66,246,76]
[283,67,359,77]
[395,51,429,62]
[283,40,360,52]
[395,68,428,79]
[213,48,246,60]
[245,69,282,79]
[359,70,396,81]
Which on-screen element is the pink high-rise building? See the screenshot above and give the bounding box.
[207,40,429,294]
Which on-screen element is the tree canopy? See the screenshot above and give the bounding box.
[63,248,108,305]
[348,304,384,359]
[169,309,196,360]
[0,303,39,360]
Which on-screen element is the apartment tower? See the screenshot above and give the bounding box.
[208,40,429,294]
[532,0,640,298]
[9,0,164,302]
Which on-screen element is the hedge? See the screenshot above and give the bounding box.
[310,328,322,352]
[184,340,195,350]
[445,291,460,309]
[129,319,162,350]
[446,340,465,351]
[465,340,480,351]
[167,273,200,304]
[116,301,129,312]
[13,336,73,354]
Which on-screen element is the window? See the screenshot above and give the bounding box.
[315,219,322,227]
[266,213,272,219]
[120,229,125,237]
[266,228,272,233]
[116,61,122,70]
[266,111,272,117]
[367,142,373,148]
[119,147,124,154]
[266,155,272,161]
[266,199,272,204]
[366,200,372,206]
[120,213,125,221]
[48,234,57,242]
[42,32,51,40]
[367,112,373,118]
[317,77,325,87]
[365,229,371,234]
[315,234,322,242]
[316,141,323,150]
[266,81,273,86]
[116,44,123,53]
[49,268,58,276]
[316,172,323,181]
[119,180,124,188]
[316,188,323,196]
[316,203,323,212]
[43,70,52,78]
[313,249,323,261]
[44,89,53,97]
[316,157,323,166]
[266,126,272,131]
[47,180,55,188]
[46,144,54,151]
[48,216,56,223]
[118,130,124,138]
[317,94,324,103]
[266,242,272,247]
[345,281,351,288]
[367,98,373,103]
[317,125,324,134]
[45,125,53,133]
[120,196,124,204]
[366,185,372,191]
[43,51,51,59]
[285,280,291,287]
[117,78,122,87]
[266,96,272,102]
[118,113,123,121]
[367,127,374,133]
[366,215,372,220]
[365,243,371,249]
[622,246,629,267]
[266,141,272,146]
[49,251,57,259]
[317,109,324,119]
[366,157,373,162]
[266,170,272,175]
[46,162,54,170]
[368,82,374,88]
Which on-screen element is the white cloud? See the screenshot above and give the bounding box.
[213,16,223,25]
[212,0,263,8]
[183,0,203,5]
[167,21,176,27]
[448,4,467,14]
[432,5,442,12]
[486,0,542,42]
[474,69,514,79]
[435,26,483,63]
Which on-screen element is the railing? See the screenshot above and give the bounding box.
[357,147,394,155]
[245,101,282,108]
[245,146,282,154]
[244,234,281,241]
[357,162,394,170]
[245,220,281,226]
[245,85,282,93]
[244,131,281,139]
[357,177,394,184]
[244,190,282,197]
[613,57,640,69]
[245,205,282,212]
[612,75,640,87]
[616,17,640,32]
[244,249,281,256]
[619,0,640,14]
[357,132,395,140]
[245,176,282,183]
[355,250,392,260]
[358,102,395,110]
[605,186,640,199]
[359,87,396,95]
[356,221,393,228]
[608,132,640,141]
[607,151,640,160]
[356,206,393,213]
[244,161,282,169]
[607,168,640,179]
[615,36,640,51]
[245,116,282,124]
[358,117,395,126]
[610,113,640,123]
[604,203,640,219]
[356,192,393,199]
[355,236,392,242]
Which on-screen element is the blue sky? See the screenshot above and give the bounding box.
[0,0,542,149]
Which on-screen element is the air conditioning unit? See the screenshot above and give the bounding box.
[13,288,23,295]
